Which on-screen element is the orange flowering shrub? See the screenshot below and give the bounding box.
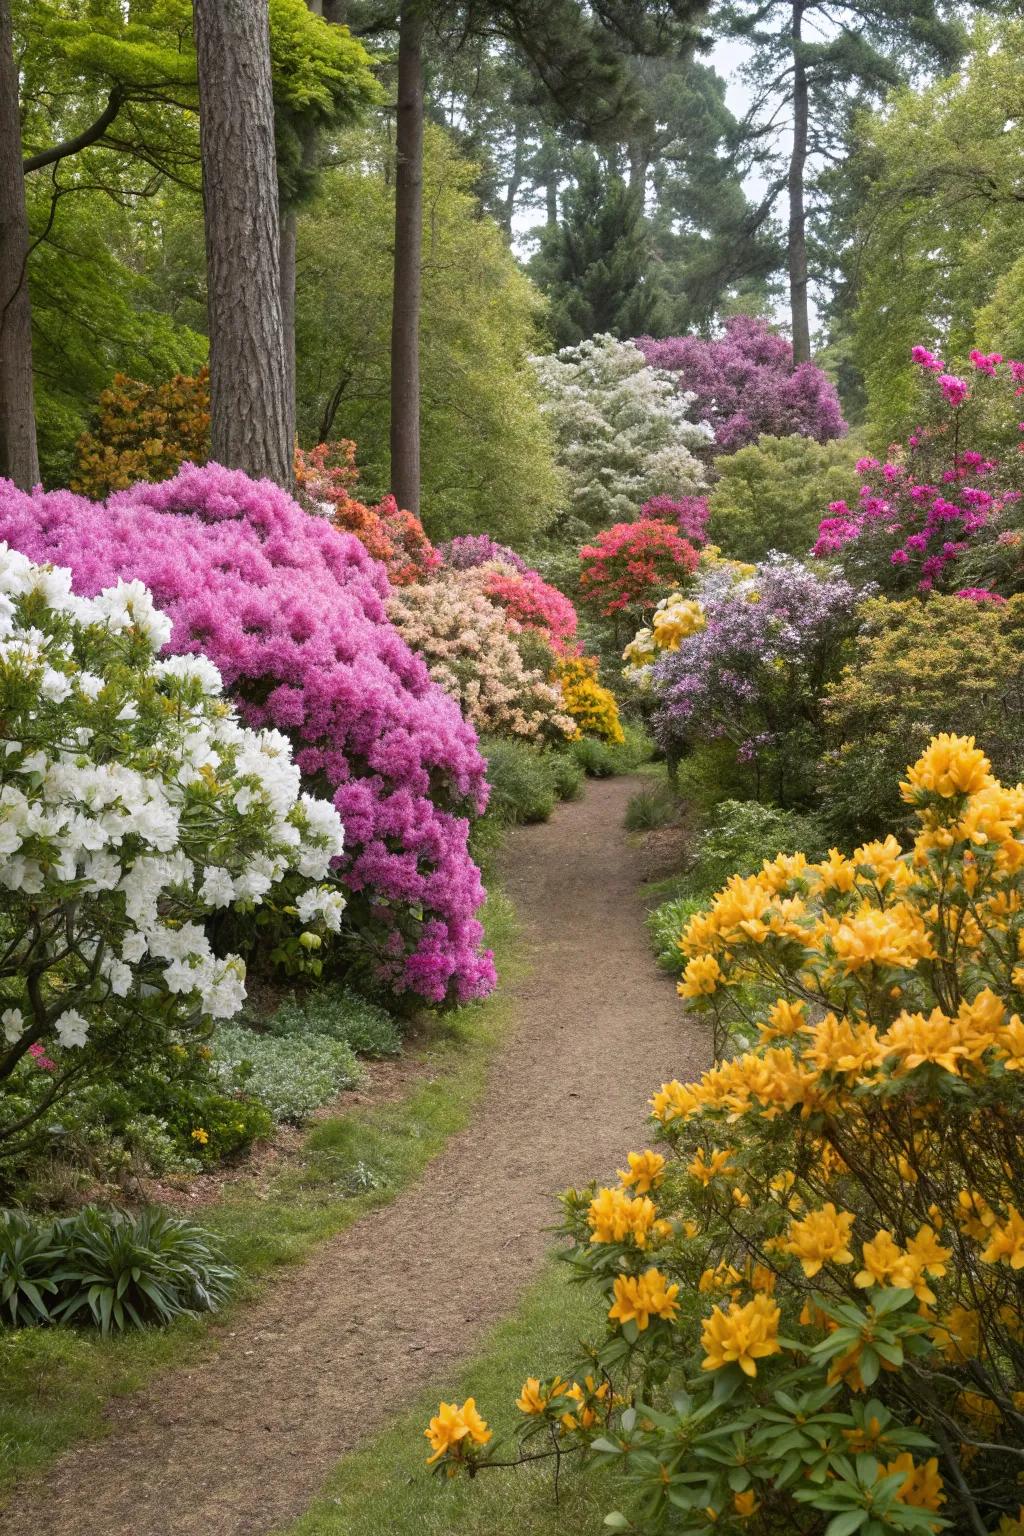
[71,368,210,498]
[428,733,1024,1534]
[294,441,438,586]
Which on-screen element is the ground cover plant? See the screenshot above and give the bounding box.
[0,465,493,1006]
[431,734,1024,1535]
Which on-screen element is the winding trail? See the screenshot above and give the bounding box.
[3,776,707,1536]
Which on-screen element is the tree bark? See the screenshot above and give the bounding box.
[787,0,811,364]
[193,0,293,486]
[279,208,297,448]
[390,3,424,516]
[0,0,39,489]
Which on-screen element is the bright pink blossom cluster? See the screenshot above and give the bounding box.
[475,563,579,654]
[578,518,700,617]
[640,494,709,545]
[814,348,1024,593]
[0,464,495,1004]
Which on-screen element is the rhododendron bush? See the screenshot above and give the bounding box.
[0,547,346,1150]
[0,465,494,1005]
[641,493,709,545]
[295,440,439,587]
[438,534,529,575]
[387,576,575,744]
[638,315,847,454]
[579,518,700,619]
[430,736,1024,1535]
[533,334,712,528]
[552,657,623,745]
[814,348,1024,596]
[629,554,863,804]
[460,561,579,655]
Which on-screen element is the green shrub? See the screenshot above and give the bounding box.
[479,737,558,825]
[0,1206,235,1334]
[570,721,654,778]
[624,781,678,832]
[706,432,862,561]
[547,750,585,802]
[266,984,403,1058]
[694,798,827,890]
[213,1025,361,1125]
[647,894,704,974]
[820,593,1024,842]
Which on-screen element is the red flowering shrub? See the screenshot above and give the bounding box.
[578,518,700,617]
[295,441,439,586]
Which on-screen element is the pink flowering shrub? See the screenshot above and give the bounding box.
[387,574,576,744]
[640,494,709,545]
[814,348,1024,595]
[0,464,495,1005]
[579,518,700,618]
[438,534,529,575]
[463,561,580,655]
[636,316,846,454]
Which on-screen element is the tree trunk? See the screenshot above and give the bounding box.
[279,208,297,449]
[501,127,525,237]
[787,0,811,365]
[0,0,39,489]
[628,140,648,199]
[193,0,292,486]
[545,174,558,227]
[390,3,424,516]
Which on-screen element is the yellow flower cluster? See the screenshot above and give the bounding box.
[782,1203,855,1277]
[700,1295,781,1376]
[587,1185,658,1247]
[553,656,625,743]
[424,1398,491,1469]
[607,1267,680,1331]
[515,1373,611,1431]
[622,593,706,670]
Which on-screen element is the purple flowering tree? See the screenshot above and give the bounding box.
[636,316,846,454]
[438,534,530,574]
[0,464,495,1005]
[652,554,864,804]
[813,348,1024,596]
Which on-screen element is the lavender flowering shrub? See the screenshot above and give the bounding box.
[438,534,530,575]
[637,315,846,454]
[651,554,864,805]
[0,464,495,1005]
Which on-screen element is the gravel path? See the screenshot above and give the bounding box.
[3,775,706,1536]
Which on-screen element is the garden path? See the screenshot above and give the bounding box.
[3,775,706,1536]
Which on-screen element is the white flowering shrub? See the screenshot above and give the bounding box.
[0,545,346,1152]
[532,334,713,528]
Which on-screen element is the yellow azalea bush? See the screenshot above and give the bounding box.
[553,656,625,744]
[426,734,1024,1535]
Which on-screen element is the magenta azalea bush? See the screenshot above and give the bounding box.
[814,348,1024,596]
[0,464,495,1005]
[637,316,846,454]
[652,554,864,803]
[640,494,709,545]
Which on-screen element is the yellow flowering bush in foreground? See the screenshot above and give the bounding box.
[553,656,625,744]
[426,735,1024,1535]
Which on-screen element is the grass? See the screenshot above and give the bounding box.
[280,1258,615,1536]
[624,780,679,833]
[0,892,522,1501]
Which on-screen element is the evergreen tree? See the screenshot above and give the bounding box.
[532,152,666,346]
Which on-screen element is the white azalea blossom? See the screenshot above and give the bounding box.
[0,548,347,1137]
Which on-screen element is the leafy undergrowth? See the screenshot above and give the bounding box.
[0,893,521,1500]
[281,1260,615,1536]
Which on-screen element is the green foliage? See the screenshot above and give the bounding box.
[295,125,563,543]
[479,737,559,827]
[531,153,665,347]
[846,19,1024,439]
[548,751,585,803]
[570,722,655,778]
[213,1025,362,1125]
[707,434,862,561]
[695,798,827,891]
[647,893,703,975]
[265,985,404,1059]
[821,593,1024,842]
[0,1206,235,1334]
[623,782,678,832]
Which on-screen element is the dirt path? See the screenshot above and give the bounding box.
[4,776,707,1536]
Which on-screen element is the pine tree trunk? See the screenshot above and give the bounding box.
[0,0,39,490]
[390,3,424,516]
[787,0,811,365]
[193,0,293,486]
[279,208,298,449]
